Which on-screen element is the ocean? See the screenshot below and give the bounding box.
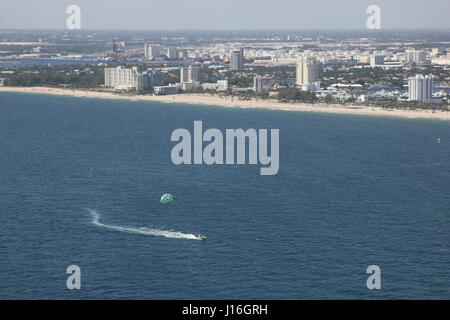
[0,92,449,299]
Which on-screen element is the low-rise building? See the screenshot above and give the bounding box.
[154,85,178,95]
[181,82,200,91]
[202,79,228,91]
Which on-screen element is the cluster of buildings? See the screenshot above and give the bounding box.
[162,36,450,69]
[144,43,187,60]
[104,44,445,105]
[154,66,202,94]
[102,53,362,97]
[104,47,246,93]
[294,55,445,104]
[104,64,230,94]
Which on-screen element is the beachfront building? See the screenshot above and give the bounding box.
[136,69,164,92]
[230,48,244,71]
[180,82,200,91]
[149,69,163,87]
[104,66,138,90]
[154,85,178,95]
[180,66,200,85]
[296,57,319,91]
[136,72,151,92]
[202,79,229,91]
[408,74,433,102]
[253,76,273,93]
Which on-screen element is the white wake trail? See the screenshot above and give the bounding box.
[87,209,200,240]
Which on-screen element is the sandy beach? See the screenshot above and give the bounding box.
[1,86,449,120]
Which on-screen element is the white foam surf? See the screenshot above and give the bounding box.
[87,209,200,240]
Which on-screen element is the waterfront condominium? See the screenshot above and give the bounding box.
[408,74,433,102]
[180,66,200,83]
[296,57,319,90]
[104,66,138,90]
[253,76,273,93]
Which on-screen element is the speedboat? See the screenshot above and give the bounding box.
[196,235,206,241]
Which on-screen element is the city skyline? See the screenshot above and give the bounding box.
[0,0,449,30]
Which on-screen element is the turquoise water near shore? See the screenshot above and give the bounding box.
[0,92,449,299]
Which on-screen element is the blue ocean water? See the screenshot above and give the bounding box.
[0,92,449,299]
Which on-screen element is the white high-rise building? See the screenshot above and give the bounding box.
[104,66,138,90]
[296,57,319,90]
[145,43,161,60]
[180,66,200,83]
[408,74,433,102]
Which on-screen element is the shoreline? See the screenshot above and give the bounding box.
[1,86,450,120]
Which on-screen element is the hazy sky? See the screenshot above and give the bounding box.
[0,0,449,30]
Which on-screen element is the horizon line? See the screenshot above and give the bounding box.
[1,27,450,33]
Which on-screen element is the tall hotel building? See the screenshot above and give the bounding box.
[296,57,319,89]
[230,48,244,71]
[104,66,138,90]
[180,66,200,83]
[408,74,433,102]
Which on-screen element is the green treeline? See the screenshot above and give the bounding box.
[277,88,317,102]
[3,65,104,88]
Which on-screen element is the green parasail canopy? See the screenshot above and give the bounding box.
[160,193,173,204]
